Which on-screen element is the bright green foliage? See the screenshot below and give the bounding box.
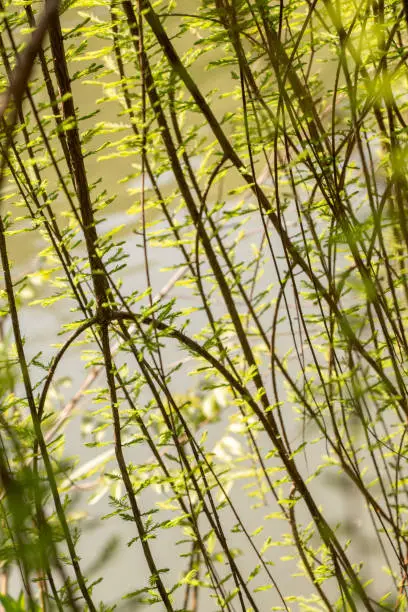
[0,0,407,610]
